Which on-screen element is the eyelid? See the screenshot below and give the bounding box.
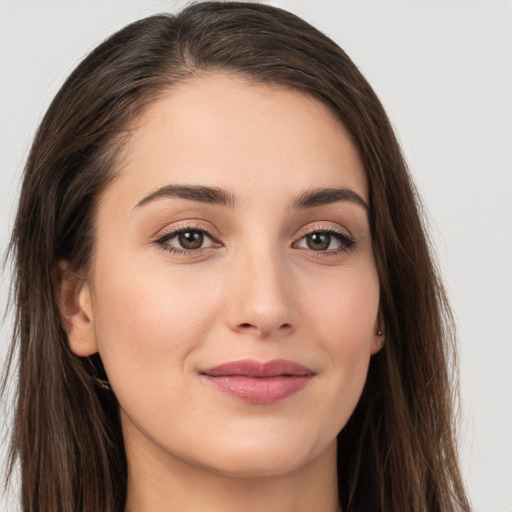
[162,230,216,248]
[294,222,354,243]
[154,221,223,253]
[152,220,356,257]
[292,222,356,253]
[155,220,221,240]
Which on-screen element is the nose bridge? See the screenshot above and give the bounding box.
[225,236,297,336]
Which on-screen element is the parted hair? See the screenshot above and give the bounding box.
[3,2,471,511]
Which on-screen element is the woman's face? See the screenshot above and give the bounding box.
[74,74,382,478]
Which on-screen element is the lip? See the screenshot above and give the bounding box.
[201,359,315,405]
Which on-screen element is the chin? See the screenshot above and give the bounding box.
[204,452,312,479]
[188,431,333,478]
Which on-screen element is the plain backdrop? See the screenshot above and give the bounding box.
[1,1,511,511]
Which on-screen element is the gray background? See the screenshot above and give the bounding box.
[1,1,511,511]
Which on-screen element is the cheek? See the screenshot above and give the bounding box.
[305,261,380,345]
[90,255,220,408]
[302,264,379,425]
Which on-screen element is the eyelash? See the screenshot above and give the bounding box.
[154,224,356,257]
[154,223,220,256]
[294,225,356,256]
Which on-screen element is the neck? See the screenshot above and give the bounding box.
[123,427,340,512]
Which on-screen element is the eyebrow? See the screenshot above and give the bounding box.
[134,184,369,212]
[134,185,236,209]
[290,188,369,211]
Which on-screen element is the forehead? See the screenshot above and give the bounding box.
[103,73,368,210]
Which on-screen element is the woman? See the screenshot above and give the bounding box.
[2,2,472,511]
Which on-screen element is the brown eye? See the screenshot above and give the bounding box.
[294,229,355,254]
[156,228,217,253]
[178,231,204,250]
[306,232,331,251]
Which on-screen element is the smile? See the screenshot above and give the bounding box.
[201,359,315,405]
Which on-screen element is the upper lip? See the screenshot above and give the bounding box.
[201,359,315,378]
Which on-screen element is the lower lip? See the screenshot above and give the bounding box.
[202,375,313,404]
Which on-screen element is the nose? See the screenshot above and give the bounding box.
[224,246,299,338]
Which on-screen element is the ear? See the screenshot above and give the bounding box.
[55,260,98,357]
[370,311,385,355]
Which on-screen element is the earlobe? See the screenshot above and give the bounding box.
[371,329,385,354]
[55,261,99,357]
[371,311,385,355]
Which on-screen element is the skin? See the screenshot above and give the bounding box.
[60,73,383,512]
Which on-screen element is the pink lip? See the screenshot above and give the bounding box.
[201,359,315,405]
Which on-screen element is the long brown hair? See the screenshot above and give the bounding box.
[2,2,471,511]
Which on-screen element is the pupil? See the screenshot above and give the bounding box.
[307,233,330,250]
[178,231,203,249]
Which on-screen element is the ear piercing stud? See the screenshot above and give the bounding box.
[376,330,385,348]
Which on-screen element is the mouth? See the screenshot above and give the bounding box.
[200,359,315,405]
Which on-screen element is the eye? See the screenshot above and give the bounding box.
[156,228,218,253]
[294,229,355,253]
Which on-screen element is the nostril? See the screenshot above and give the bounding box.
[234,319,295,336]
